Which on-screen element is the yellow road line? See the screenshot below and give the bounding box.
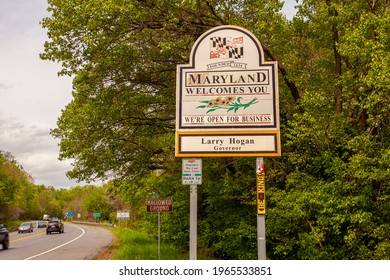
[11,231,45,242]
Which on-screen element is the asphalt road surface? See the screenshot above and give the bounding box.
[0,223,113,260]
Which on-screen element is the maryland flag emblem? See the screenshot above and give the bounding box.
[210,36,244,59]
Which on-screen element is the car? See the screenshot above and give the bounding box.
[0,224,9,250]
[46,220,64,234]
[18,222,34,233]
[36,221,47,228]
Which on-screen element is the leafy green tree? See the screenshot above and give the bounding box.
[16,183,37,220]
[198,158,258,259]
[82,185,112,220]
[0,151,34,220]
[63,186,89,219]
[265,0,390,259]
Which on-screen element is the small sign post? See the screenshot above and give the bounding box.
[256,157,266,260]
[93,212,101,223]
[189,183,198,260]
[146,199,173,259]
[182,158,202,260]
[117,210,130,227]
[66,212,74,221]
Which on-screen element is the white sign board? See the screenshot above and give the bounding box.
[182,158,202,185]
[176,25,280,157]
[117,210,130,220]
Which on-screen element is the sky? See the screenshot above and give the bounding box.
[0,0,78,188]
[0,0,298,189]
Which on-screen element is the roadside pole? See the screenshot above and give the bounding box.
[158,212,161,260]
[145,199,173,260]
[182,158,202,260]
[257,215,266,260]
[190,184,198,260]
[256,157,266,260]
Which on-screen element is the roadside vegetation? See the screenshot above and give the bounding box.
[111,228,187,260]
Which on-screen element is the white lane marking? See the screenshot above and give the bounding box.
[24,224,86,260]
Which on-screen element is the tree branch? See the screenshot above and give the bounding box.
[263,46,301,103]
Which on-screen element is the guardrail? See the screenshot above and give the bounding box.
[72,221,114,227]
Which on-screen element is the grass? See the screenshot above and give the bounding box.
[110,227,187,260]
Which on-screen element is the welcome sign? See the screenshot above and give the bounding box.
[176,25,280,157]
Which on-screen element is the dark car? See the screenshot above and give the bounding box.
[46,220,64,234]
[18,222,34,233]
[0,224,9,250]
[37,221,47,228]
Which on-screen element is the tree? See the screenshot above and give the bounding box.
[0,151,34,220]
[82,185,112,220]
[265,0,390,259]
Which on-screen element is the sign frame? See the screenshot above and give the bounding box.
[117,210,130,220]
[146,199,173,213]
[182,158,202,185]
[175,25,280,157]
[93,212,101,218]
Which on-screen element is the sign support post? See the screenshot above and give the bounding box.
[182,158,202,260]
[256,157,266,259]
[158,212,161,260]
[117,210,130,228]
[145,199,173,260]
[257,215,266,260]
[190,184,198,260]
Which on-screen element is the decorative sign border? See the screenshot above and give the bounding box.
[177,131,280,157]
[175,25,280,157]
[146,199,173,213]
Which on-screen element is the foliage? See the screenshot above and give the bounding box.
[82,185,112,220]
[112,227,186,260]
[0,151,34,220]
[0,150,123,224]
[39,0,390,260]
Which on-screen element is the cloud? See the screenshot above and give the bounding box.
[0,116,82,188]
[0,1,84,188]
[0,82,10,90]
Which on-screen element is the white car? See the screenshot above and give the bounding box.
[18,222,34,233]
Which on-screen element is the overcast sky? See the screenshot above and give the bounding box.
[0,0,79,188]
[0,0,298,189]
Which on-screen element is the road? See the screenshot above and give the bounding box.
[0,223,113,260]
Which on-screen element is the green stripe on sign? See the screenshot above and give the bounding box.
[182,174,190,176]
[195,174,202,176]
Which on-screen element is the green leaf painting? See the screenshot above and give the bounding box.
[196,97,258,113]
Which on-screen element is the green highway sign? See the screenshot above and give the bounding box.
[93,212,101,218]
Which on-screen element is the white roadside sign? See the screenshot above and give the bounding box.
[182,158,202,185]
[175,25,280,157]
[117,210,130,220]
